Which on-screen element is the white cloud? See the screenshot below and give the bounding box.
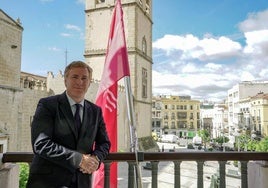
[153,34,241,61]
[205,63,222,70]
[198,36,241,56]
[152,9,268,101]
[243,30,268,54]
[48,47,61,52]
[238,9,268,32]
[76,0,85,4]
[60,33,72,37]
[240,71,255,81]
[181,63,198,73]
[153,34,199,57]
[260,69,268,77]
[65,24,81,32]
[61,24,83,39]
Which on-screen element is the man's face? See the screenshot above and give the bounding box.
[64,67,91,103]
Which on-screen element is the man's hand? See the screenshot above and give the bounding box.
[79,154,100,174]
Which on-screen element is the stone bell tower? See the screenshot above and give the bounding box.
[84,0,153,150]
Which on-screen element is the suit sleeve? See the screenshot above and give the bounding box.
[31,98,82,173]
[92,107,111,162]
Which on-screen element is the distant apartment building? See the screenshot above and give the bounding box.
[152,95,200,138]
[238,97,251,133]
[212,103,228,138]
[237,92,268,139]
[152,96,162,134]
[228,81,268,137]
[250,93,268,137]
[200,103,214,136]
[199,102,228,139]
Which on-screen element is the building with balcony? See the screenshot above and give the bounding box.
[250,92,268,137]
[152,96,162,134]
[152,95,200,138]
[227,81,268,136]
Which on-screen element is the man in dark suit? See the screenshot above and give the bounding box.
[26,61,111,188]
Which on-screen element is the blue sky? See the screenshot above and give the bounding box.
[1,0,268,101]
[1,0,85,75]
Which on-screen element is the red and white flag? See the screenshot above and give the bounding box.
[93,0,130,187]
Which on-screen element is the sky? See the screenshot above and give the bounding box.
[1,0,268,102]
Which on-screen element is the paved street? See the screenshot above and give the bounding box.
[118,142,241,188]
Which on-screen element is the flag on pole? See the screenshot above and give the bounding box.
[92,0,130,187]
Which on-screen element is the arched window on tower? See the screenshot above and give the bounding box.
[142,68,148,98]
[142,37,147,55]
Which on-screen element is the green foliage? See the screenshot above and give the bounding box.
[198,129,210,143]
[215,136,229,144]
[198,129,211,149]
[233,160,238,167]
[256,137,268,152]
[236,134,251,151]
[19,163,29,188]
[235,134,268,151]
[138,136,159,151]
[247,139,258,151]
[207,147,214,151]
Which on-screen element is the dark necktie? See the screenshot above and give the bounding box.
[74,104,82,133]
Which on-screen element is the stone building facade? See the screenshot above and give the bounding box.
[84,0,153,145]
[0,9,22,88]
[0,9,49,152]
[0,9,24,152]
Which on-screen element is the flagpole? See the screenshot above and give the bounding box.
[124,76,143,188]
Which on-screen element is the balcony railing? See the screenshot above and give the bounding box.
[2,151,268,188]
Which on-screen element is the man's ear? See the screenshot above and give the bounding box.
[64,79,67,87]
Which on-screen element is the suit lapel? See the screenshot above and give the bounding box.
[59,92,79,139]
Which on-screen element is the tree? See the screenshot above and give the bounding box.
[256,137,268,152]
[198,129,210,149]
[247,139,258,151]
[19,163,29,188]
[236,134,256,151]
[215,136,229,145]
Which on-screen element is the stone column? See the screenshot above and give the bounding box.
[0,154,19,188]
[248,161,268,188]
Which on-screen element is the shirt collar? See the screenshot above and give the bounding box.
[66,92,84,107]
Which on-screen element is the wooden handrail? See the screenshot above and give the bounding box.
[2,151,268,163]
[2,151,268,188]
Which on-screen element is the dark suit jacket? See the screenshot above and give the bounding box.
[26,92,111,188]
